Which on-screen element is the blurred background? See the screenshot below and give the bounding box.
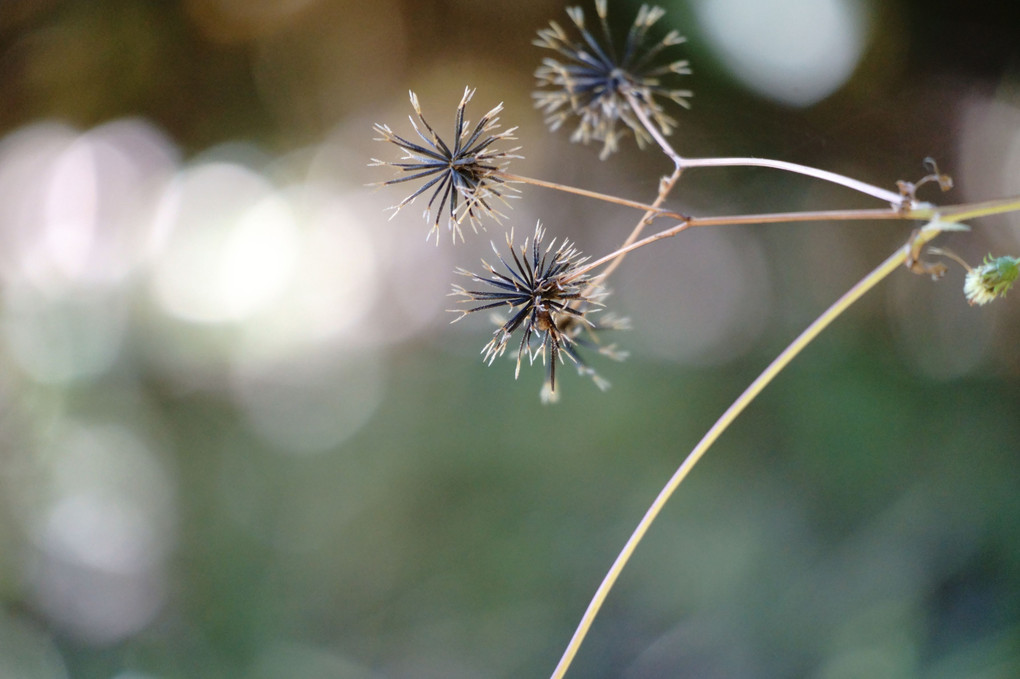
[1,0,1019,677]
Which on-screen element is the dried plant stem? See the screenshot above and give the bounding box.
[550,231,933,679]
[621,90,907,208]
[686,206,925,226]
[677,156,907,206]
[624,90,684,166]
[569,208,901,280]
[569,194,1020,281]
[589,91,684,288]
[934,196,1020,221]
[497,171,686,220]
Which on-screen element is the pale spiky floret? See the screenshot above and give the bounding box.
[541,309,631,403]
[371,87,522,243]
[534,0,691,159]
[450,222,626,400]
[964,254,1019,306]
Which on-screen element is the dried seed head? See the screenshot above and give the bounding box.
[534,1,692,159]
[371,87,522,243]
[450,222,627,401]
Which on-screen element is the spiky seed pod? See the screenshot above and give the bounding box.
[451,222,625,401]
[371,87,522,243]
[534,0,692,159]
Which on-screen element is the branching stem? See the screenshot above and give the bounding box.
[620,90,908,207]
[549,225,944,679]
[566,195,1020,282]
[549,194,1016,677]
[498,171,687,219]
[677,156,908,206]
[588,164,685,290]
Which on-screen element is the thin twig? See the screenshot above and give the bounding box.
[620,88,906,207]
[566,195,1020,281]
[677,157,908,206]
[932,196,1020,222]
[497,171,687,220]
[568,205,912,280]
[624,90,684,166]
[584,91,687,291]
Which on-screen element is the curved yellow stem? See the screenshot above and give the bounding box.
[550,237,919,679]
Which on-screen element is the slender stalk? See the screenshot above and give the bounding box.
[624,90,684,166]
[567,194,1020,281]
[584,91,688,292]
[550,236,924,679]
[933,196,1020,222]
[620,87,907,207]
[497,171,686,220]
[685,206,931,226]
[569,205,912,280]
[678,157,907,206]
[571,219,691,279]
[681,195,1020,228]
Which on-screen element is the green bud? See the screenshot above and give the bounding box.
[964,254,1019,306]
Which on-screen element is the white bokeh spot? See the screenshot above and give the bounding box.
[693,0,870,107]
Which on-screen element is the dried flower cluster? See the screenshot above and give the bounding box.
[371,1,1016,400]
[370,2,690,396]
[371,87,520,243]
[450,224,624,402]
[367,5,1020,679]
[534,0,692,158]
